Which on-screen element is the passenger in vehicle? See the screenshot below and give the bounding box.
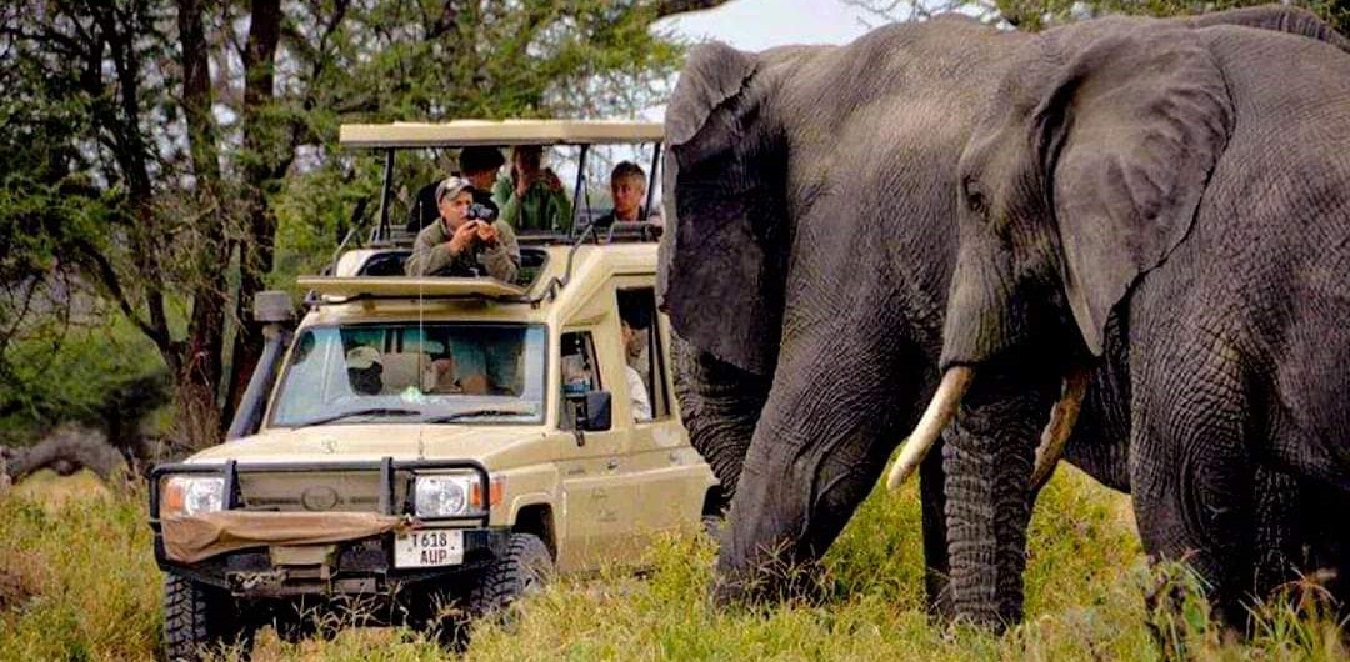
[458,146,505,218]
[405,176,520,281]
[425,330,518,396]
[621,318,652,421]
[492,145,573,233]
[595,161,659,227]
[427,351,490,395]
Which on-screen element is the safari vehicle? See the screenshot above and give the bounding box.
[146,120,717,660]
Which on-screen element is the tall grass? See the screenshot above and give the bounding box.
[1,468,1344,661]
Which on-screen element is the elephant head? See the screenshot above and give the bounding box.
[890,5,1350,488]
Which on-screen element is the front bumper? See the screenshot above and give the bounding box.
[160,527,512,597]
[148,457,507,597]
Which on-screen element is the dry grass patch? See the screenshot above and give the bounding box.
[0,465,1346,661]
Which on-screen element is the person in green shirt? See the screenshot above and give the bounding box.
[492,145,574,234]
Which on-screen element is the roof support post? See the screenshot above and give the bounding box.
[377,148,395,240]
[569,144,590,236]
[644,141,661,222]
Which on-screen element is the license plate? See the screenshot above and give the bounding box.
[393,529,464,568]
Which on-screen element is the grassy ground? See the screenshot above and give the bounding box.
[0,467,1345,662]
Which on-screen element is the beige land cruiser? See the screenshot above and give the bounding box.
[147,120,718,660]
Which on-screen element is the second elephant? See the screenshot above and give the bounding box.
[892,9,1350,629]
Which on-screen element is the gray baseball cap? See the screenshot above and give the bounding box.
[435,176,476,204]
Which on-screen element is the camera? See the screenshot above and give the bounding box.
[466,203,497,222]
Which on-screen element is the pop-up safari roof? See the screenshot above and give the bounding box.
[338,119,664,148]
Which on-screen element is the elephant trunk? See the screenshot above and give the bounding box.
[670,332,772,509]
[886,366,972,489]
[942,376,1049,629]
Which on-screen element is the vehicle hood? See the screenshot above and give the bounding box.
[186,425,551,466]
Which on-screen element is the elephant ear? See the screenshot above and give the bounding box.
[657,41,788,376]
[1031,18,1233,355]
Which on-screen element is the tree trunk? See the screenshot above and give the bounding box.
[176,0,229,447]
[654,0,734,18]
[226,0,284,425]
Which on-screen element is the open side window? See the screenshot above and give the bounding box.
[559,330,610,432]
[616,286,669,421]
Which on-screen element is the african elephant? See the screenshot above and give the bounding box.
[659,15,1048,611]
[888,9,1350,629]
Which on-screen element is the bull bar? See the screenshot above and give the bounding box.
[148,457,504,591]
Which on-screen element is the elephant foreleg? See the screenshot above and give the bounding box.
[1129,340,1258,636]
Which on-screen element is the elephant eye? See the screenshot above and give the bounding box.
[962,175,988,216]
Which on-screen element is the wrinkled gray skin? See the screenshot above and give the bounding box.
[934,10,1350,629]
[661,4,1350,628]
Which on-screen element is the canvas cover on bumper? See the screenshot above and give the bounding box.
[162,511,412,563]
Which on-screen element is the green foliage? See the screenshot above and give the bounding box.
[0,308,169,446]
[0,0,701,443]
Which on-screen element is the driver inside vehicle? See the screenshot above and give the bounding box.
[405,176,520,281]
[345,345,384,396]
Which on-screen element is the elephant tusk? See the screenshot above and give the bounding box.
[1029,367,1089,487]
[886,366,974,490]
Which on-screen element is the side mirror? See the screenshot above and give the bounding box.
[567,390,611,432]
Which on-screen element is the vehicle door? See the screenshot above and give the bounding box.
[554,283,641,571]
[612,281,711,547]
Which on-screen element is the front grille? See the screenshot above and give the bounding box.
[236,471,408,513]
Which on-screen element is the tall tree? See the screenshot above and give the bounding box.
[0,0,733,452]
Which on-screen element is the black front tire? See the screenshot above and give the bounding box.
[163,575,255,662]
[467,532,553,620]
[412,532,554,651]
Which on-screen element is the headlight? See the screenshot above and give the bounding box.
[414,475,479,517]
[162,476,226,516]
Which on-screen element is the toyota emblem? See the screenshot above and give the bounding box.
[299,486,341,511]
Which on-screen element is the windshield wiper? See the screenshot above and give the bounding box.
[423,409,535,423]
[293,408,423,427]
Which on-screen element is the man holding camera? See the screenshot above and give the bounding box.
[405,176,520,282]
[493,145,573,234]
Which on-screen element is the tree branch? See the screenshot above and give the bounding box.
[70,239,169,351]
[653,0,734,19]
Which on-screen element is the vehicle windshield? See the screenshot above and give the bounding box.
[267,322,546,427]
